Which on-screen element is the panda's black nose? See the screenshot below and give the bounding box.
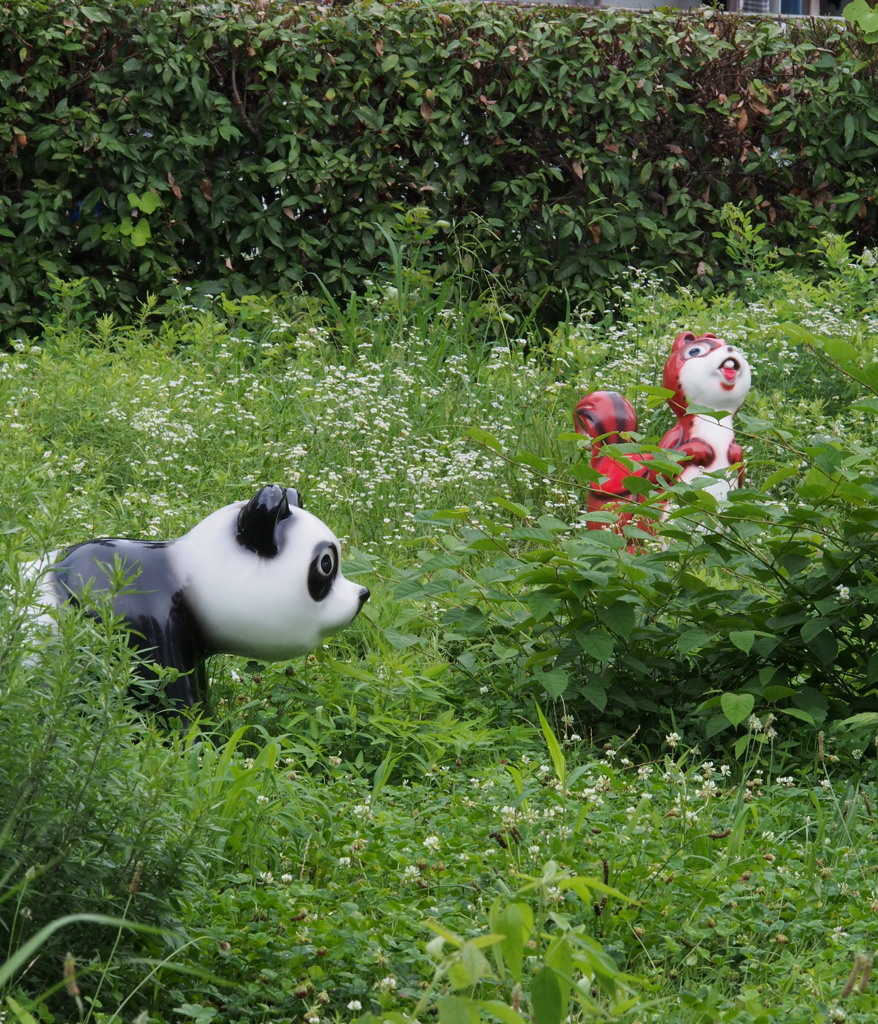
[358,587,370,608]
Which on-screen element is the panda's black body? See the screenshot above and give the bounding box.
[52,538,208,710]
[34,485,369,715]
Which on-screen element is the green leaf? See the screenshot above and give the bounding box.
[558,874,632,903]
[575,629,615,662]
[384,626,421,650]
[489,901,533,984]
[538,669,568,699]
[579,681,607,712]
[515,449,553,474]
[131,219,152,247]
[493,495,531,518]
[5,997,40,1024]
[438,997,479,1024]
[797,467,837,502]
[527,588,559,623]
[845,0,878,37]
[127,191,162,214]
[729,630,755,654]
[800,618,828,644]
[465,426,502,453]
[599,600,636,637]
[677,628,711,656]
[777,707,816,726]
[80,5,113,22]
[531,966,564,1024]
[173,1005,217,1024]
[476,1001,527,1024]
[448,942,491,990]
[536,704,566,789]
[839,711,878,729]
[720,692,755,727]
[424,920,464,949]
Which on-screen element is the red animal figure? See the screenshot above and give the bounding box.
[574,331,751,539]
[572,389,652,529]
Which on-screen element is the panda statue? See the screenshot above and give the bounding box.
[29,484,369,717]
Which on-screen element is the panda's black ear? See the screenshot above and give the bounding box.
[237,484,293,557]
[285,487,303,509]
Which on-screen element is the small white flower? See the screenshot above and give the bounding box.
[835,584,850,601]
[423,835,440,852]
[347,1000,362,1011]
[256,794,269,805]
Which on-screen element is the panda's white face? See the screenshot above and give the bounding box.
[175,489,369,661]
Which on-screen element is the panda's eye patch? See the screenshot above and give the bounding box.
[308,543,338,602]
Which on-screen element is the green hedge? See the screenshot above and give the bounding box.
[2,0,877,334]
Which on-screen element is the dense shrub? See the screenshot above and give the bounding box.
[393,250,878,753]
[399,431,877,746]
[2,0,878,335]
[0,563,196,1002]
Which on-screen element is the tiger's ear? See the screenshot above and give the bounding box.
[236,484,293,557]
[672,331,698,349]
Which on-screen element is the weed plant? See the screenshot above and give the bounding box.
[1,235,878,1021]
